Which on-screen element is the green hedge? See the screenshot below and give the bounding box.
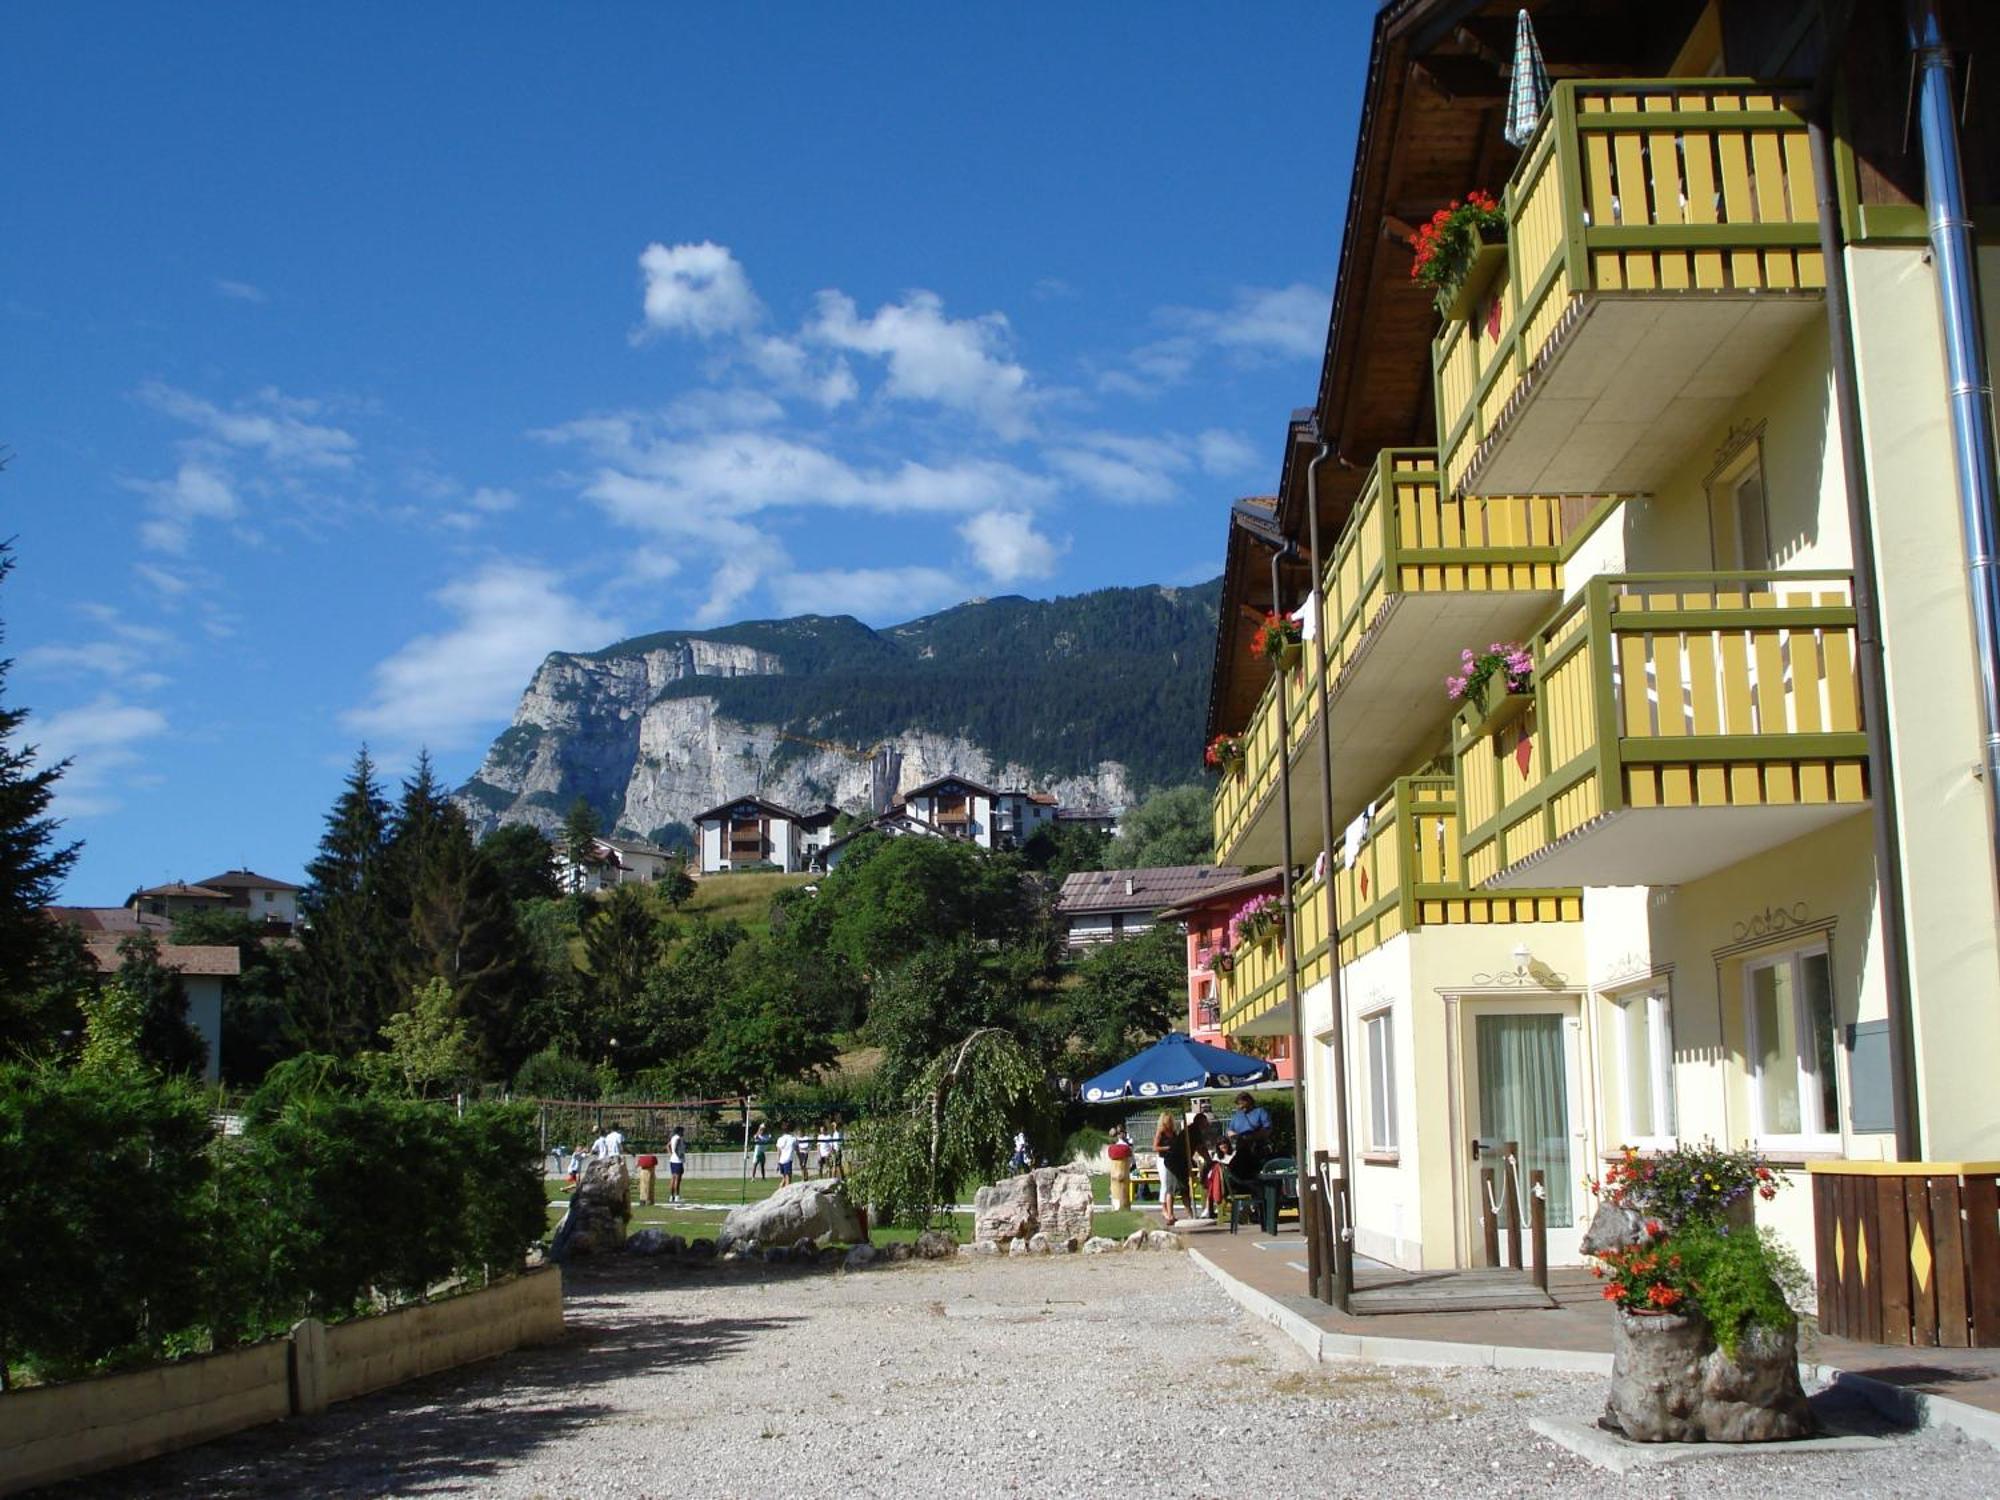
[0,1058,548,1384]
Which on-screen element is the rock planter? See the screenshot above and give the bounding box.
[1605,1308,1812,1443]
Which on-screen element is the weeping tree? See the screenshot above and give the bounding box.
[847,1027,1049,1231]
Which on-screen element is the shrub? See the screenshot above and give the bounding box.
[0,1063,214,1382]
[513,1046,601,1101]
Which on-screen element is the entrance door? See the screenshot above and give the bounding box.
[1460,1000,1589,1265]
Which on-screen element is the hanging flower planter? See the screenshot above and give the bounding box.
[1227,893,1285,949]
[1409,192,1508,323]
[1446,641,1534,724]
[1213,948,1235,974]
[1204,732,1247,775]
[1250,612,1304,674]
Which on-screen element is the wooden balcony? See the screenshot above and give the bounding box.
[1455,573,1869,890]
[1330,774,1579,965]
[1435,80,1825,500]
[1211,449,1603,866]
[1215,869,1332,1040]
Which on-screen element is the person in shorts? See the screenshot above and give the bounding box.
[666,1124,687,1204]
[776,1126,798,1184]
[1153,1112,1192,1227]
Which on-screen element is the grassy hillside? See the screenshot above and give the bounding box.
[683,870,816,935]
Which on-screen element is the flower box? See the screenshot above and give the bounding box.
[1435,227,1508,323]
[1463,689,1533,739]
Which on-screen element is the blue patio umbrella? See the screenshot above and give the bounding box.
[1504,8,1551,149]
[1079,1032,1274,1104]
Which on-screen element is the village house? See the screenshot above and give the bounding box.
[1158,866,1295,1081]
[193,868,304,931]
[1197,0,2000,1289]
[558,832,683,892]
[44,904,240,1084]
[691,797,838,875]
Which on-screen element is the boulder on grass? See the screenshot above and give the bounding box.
[627,1228,669,1256]
[555,1157,630,1257]
[914,1229,958,1261]
[844,1244,881,1270]
[974,1174,1037,1243]
[1031,1165,1095,1245]
[718,1181,865,1252]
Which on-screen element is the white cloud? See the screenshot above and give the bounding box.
[134,561,195,598]
[1196,428,1261,476]
[1044,431,1188,504]
[139,382,357,469]
[697,558,769,626]
[552,421,1054,524]
[636,240,764,340]
[132,462,240,554]
[213,278,269,304]
[467,486,518,513]
[345,561,623,752]
[20,610,174,695]
[1166,282,1327,360]
[29,695,171,818]
[959,509,1064,584]
[808,290,1034,437]
[772,565,964,621]
[661,388,789,432]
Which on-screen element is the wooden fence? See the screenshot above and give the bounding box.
[1810,1162,2000,1347]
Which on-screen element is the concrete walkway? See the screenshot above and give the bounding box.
[1166,1212,2000,1427]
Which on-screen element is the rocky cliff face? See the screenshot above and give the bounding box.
[454,581,1216,845]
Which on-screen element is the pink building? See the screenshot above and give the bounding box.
[1164,867,1295,1081]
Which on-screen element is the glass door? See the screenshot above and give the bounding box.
[1461,1000,1588,1265]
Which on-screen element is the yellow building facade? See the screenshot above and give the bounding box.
[1202,0,2000,1284]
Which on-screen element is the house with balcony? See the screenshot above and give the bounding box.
[1055,864,1245,951]
[691,797,834,875]
[1158,867,1296,1081]
[1197,0,2000,1296]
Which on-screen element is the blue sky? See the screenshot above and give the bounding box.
[4,3,1369,903]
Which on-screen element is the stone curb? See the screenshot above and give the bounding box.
[1185,1248,2000,1449]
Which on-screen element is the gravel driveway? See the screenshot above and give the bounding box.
[52,1253,1998,1499]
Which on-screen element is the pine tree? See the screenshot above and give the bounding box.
[294,747,398,1054]
[562,797,602,893]
[0,542,84,1056]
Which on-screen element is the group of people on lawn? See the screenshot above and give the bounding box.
[1104,1092,1273,1226]
[748,1120,843,1183]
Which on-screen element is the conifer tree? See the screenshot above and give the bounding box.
[294,747,398,1053]
[0,542,84,1056]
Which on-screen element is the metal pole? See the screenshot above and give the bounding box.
[1303,438,1355,1309]
[1529,1169,1549,1292]
[1806,60,1923,1158]
[1270,544,1316,1296]
[1503,1142,1522,1271]
[1912,0,2000,918]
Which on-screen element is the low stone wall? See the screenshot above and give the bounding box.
[0,1268,563,1496]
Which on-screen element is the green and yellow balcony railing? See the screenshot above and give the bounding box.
[1434,80,1825,500]
[1454,572,1869,890]
[1210,448,1611,865]
[1210,664,1285,865]
[1328,774,1581,964]
[1216,868,1332,1038]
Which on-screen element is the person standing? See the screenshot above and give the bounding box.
[598,1125,625,1161]
[666,1124,687,1204]
[1186,1105,1216,1220]
[826,1116,845,1178]
[1009,1129,1031,1173]
[1227,1092,1273,1175]
[750,1124,772,1179]
[1153,1113,1192,1227]
[816,1122,835,1180]
[776,1125,798,1185]
[1106,1125,1134,1211]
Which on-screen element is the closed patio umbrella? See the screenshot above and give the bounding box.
[1504,8,1551,149]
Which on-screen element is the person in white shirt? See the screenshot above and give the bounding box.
[776,1127,799,1184]
[598,1127,625,1160]
[667,1125,687,1204]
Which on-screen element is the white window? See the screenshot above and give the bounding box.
[1746,944,1840,1149]
[1613,988,1676,1145]
[1706,436,1770,572]
[1364,1009,1398,1154]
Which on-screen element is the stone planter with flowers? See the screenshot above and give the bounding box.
[1584,1143,1812,1443]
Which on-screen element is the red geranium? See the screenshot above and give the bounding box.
[1408,190,1505,293]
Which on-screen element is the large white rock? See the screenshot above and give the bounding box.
[972,1166,1096,1247]
[716,1181,865,1252]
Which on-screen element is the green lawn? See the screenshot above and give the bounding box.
[544,1173,1151,1246]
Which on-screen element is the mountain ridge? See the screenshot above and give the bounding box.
[454,578,1221,848]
